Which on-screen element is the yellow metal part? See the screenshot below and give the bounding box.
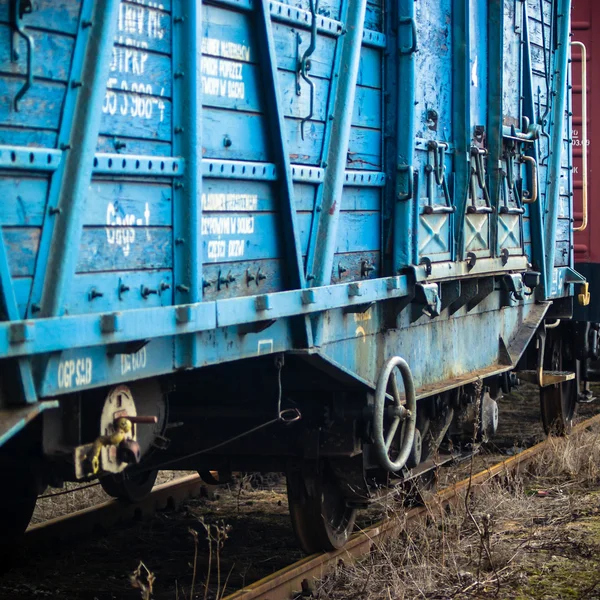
[578,282,591,307]
[517,370,576,388]
[88,417,132,474]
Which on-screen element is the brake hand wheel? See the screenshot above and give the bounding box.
[373,356,417,472]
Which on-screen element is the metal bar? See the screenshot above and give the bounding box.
[0,146,62,172]
[92,154,184,177]
[572,41,588,232]
[521,0,547,294]
[307,0,368,286]
[413,255,529,282]
[201,159,386,185]
[33,1,121,318]
[487,0,504,257]
[173,0,203,368]
[0,229,36,403]
[543,0,572,297]
[304,0,350,284]
[392,0,417,269]
[0,276,413,360]
[452,0,471,260]
[254,1,311,347]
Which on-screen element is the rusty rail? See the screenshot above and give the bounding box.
[25,474,208,544]
[224,413,600,600]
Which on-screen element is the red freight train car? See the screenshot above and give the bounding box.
[572,0,599,395]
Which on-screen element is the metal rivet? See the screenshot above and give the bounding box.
[89,288,103,301]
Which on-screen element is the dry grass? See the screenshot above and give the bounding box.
[30,470,195,524]
[317,426,600,600]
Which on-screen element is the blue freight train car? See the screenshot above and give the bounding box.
[0,0,586,552]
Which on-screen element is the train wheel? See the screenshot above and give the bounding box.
[0,469,37,547]
[286,461,357,554]
[100,469,158,503]
[540,331,578,435]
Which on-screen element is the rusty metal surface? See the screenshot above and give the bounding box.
[224,413,600,600]
[24,474,207,545]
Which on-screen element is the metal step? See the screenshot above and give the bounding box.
[517,370,576,387]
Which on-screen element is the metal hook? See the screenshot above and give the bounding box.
[297,0,319,140]
[10,0,34,112]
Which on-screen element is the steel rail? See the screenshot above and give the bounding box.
[25,474,208,544]
[224,413,600,600]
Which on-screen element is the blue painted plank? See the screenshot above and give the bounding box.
[99,90,172,141]
[40,336,175,396]
[202,258,284,300]
[85,181,173,226]
[0,177,48,226]
[0,79,65,130]
[202,212,281,263]
[0,25,74,82]
[65,269,174,315]
[3,227,39,276]
[357,46,382,89]
[0,1,82,36]
[352,85,382,130]
[4,226,174,275]
[12,276,30,318]
[76,227,173,272]
[347,126,382,170]
[202,60,264,113]
[203,109,270,162]
[272,21,336,78]
[0,128,57,148]
[203,4,255,62]
[114,0,172,55]
[108,47,173,98]
[203,178,277,212]
[96,136,171,156]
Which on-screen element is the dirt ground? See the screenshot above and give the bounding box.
[0,385,598,600]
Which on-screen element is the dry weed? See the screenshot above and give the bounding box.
[318,425,600,599]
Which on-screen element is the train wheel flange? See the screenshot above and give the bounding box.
[373,356,417,472]
[286,461,357,554]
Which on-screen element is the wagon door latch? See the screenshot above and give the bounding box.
[296,0,319,140]
[9,0,34,111]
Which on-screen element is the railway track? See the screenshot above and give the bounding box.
[19,413,600,599]
[223,413,600,600]
[25,474,210,545]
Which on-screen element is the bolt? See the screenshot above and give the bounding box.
[174,16,184,23]
[141,285,158,298]
[203,279,212,289]
[31,303,40,314]
[177,284,190,293]
[174,126,184,134]
[60,143,71,151]
[89,288,103,300]
[71,80,82,89]
[49,206,62,215]
[174,71,185,79]
[81,20,92,28]
[175,237,185,245]
[223,135,233,148]
[160,281,171,292]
